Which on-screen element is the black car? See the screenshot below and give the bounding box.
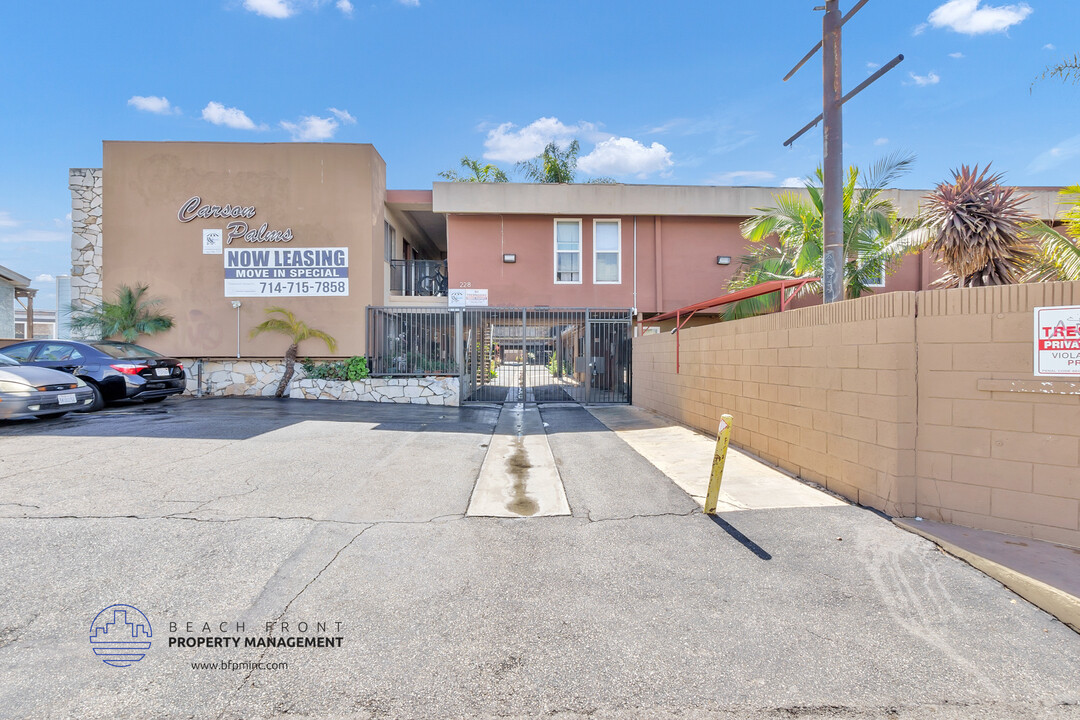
[0,340,186,411]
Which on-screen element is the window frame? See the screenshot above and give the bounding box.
[858,252,887,288]
[384,221,396,263]
[553,218,583,285]
[592,218,622,285]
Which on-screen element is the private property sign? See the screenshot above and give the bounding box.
[224,247,349,297]
[1034,305,1080,377]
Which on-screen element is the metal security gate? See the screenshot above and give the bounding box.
[367,306,631,405]
[460,308,631,404]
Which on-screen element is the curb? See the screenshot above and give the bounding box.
[894,518,1080,634]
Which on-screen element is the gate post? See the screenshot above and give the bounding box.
[454,309,464,377]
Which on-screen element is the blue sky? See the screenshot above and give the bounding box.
[1,0,1077,310]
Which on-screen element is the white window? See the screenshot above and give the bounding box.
[858,252,886,288]
[593,219,621,284]
[554,219,582,284]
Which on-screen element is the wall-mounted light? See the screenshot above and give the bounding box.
[717,256,732,265]
[503,253,517,263]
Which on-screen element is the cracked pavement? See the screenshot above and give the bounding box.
[1,396,1079,719]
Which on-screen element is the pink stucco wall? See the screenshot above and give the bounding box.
[447,212,939,313]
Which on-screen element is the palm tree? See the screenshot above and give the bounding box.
[1026,184,1080,282]
[69,283,174,342]
[438,156,509,183]
[726,153,923,319]
[249,307,337,398]
[1034,53,1080,88]
[922,165,1035,288]
[518,141,580,183]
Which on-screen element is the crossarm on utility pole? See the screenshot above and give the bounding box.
[783,53,904,147]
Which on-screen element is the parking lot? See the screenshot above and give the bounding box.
[1,397,1079,719]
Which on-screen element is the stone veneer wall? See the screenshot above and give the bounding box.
[69,168,103,323]
[180,359,459,406]
[0,284,14,338]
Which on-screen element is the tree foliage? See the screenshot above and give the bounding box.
[518,141,583,183]
[1025,184,1080,282]
[69,283,174,342]
[922,165,1035,288]
[1033,53,1080,89]
[249,307,337,397]
[438,156,509,183]
[725,153,923,319]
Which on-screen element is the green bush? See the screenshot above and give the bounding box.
[300,356,370,381]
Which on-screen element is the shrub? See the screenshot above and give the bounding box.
[300,356,369,381]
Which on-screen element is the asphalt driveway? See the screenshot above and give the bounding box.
[0,397,1078,719]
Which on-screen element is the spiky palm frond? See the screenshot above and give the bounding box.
[1024,185,1080,282]
[249,307,338,353]
[438,156,509,182]
[517,140,579,183]
[922,164,1035,287]
[727,154,919,319]
[69,283,174,342]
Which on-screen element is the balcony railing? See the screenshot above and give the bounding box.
[389,259,448,297]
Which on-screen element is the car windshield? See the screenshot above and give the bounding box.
[0,353,19,367]
[90,342,162,359]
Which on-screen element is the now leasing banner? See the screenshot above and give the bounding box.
[224,247,349,297]
[1034,305,1080,377]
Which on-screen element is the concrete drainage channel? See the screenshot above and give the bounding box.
[466,403,571,518]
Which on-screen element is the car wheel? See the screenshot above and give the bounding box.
[36,412,68,420]
[143,396,167,404]
[77,383,105,413]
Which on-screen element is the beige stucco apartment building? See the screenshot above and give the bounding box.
[76,140,1065,361]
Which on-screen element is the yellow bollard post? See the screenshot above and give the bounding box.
[703,414,734,515]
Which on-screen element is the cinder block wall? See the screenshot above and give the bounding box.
[633,292,918,517]
[633,281,1080,547]
[915,282,1080,546]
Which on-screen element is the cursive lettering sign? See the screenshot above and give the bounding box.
[226,221,294,245]
[178,196,257,223]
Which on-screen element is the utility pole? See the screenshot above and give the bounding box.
[783,0,903,304]
[821,0,843,304]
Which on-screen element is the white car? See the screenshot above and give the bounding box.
[0,352,95,420]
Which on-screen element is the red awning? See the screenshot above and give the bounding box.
[642,277,820,324]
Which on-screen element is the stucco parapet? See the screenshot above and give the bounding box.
[434,182,1064,221]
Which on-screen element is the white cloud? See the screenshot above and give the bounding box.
[328,107,356,124]
[202,102,264,130]
[781,177,806,188]
[949,51,965,58]
[336,0,354,15]
[482,117,596,163]
[874,137,890,146]
[281,115,339,141]
[578,137,673,178]
[396,0,420,6]
[1028,134,1080,173]
[1044,43,1056,50]
[927,0,1032,35]
[909,71,941,86]
[706,170,776,186]
[0,211,17,228]
[34,273,55,283]
[866,61,880,70]
[244,0,293,18]
[127,95,179,115]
